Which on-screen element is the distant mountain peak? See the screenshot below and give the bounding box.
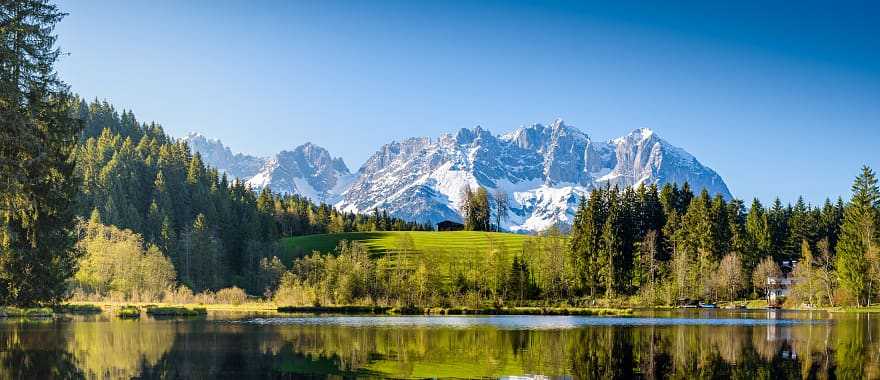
[339,120,730,231]
[188,120,730,232]
[183,134,351,204]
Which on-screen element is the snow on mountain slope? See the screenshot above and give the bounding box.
[184,134,352,204]
[187,119,731,232]
[338,119,731,232]
[184,133,265,180]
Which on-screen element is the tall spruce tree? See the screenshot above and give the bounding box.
[836,166,880,306]
[768,198,789,262]
[601,188,624,297]
[0,1,82,305]
[745,199,771,277]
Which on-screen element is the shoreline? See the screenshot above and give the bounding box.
[6,302,880,318]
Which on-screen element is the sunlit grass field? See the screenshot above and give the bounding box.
[279,231,533,264]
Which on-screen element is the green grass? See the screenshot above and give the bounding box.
[55,304,103,314]
[276,305,633,316]
[280,231,532,264]
[826,305,880,313]
[116,305,141,318]
[423,307,633,316]
[277,305,392,314]
[0,307,54,317]
[145,306,207,317]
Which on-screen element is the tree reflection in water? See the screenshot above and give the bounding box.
[0,313,878,379]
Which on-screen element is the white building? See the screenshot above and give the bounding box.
[766,260,797,307]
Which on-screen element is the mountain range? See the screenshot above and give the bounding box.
[184,119,731,232]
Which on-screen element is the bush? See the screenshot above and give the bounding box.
[162,285,194,304]
[274,273,319,306]
[215,287,247,305]
[56,304,102,314]
[116,305,141,318]
[145,306,207,316]
[0,307,53,317]
[192,290,215,304]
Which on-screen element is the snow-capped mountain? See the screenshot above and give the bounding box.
[183,133,353,204]
[185,119,731,232]
[184,133,264,180]
[337,119,731,232]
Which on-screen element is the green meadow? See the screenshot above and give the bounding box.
[280,231,532,263]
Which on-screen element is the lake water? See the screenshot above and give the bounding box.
[1,309,878,379]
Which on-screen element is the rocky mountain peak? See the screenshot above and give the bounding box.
[188,120,731,232]
[340,120,730,231]
[184,134,351,204]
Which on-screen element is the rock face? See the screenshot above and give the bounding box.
[184,133,264,181]
[186,119,731,232]
[337,119,731,232]
[183,134,352,204]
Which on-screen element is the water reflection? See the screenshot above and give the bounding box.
[0,312,877,379]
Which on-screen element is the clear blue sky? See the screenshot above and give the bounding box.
[55,0,879,204]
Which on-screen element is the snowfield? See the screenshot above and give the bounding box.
[187,119,731,232]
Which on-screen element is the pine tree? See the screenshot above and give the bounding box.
[836,166,880,306]
[492,189,509,231]
[588,188,608,296]
[787,197,817,259]
[768,198,789,262]
[0,1,82,306]
[569,196,589,291]
[819,198,844,254]
[745,199,771,277]
[601,189,623,297]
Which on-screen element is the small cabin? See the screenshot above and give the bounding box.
[436,220,464,231]
[767,260,798,307]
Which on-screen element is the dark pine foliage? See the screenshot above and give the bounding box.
[72,98,431,292]
[0,0,82,306]
[570,182,845,298]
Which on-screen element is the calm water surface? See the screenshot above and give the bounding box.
[1,310,878,379]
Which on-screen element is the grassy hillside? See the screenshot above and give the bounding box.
[279,231,532,265]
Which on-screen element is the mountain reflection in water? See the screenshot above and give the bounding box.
[0,310,877,379]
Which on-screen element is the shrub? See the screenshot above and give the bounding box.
[162,285,194,304]
[146,306,207,316]
[192,290,216,305]
[117,305,141,318]
[274,273,319,306]
[215,287,247,305]
[56,304,102,314]
[0,307,52,317]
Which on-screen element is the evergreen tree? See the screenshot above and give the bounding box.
[180,213,225,292]
[460,185,491,231]
[569,196,589,291]
[0,1,82,305]
[588,189,609,296]
[836,166,880,306]
[745,199,771,277]
[768,198,789,262]
[492,189,509,231]
[819,197,844,254]
[601,189,624,297]
[787,197,817,259]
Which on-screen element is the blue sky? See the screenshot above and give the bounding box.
[55,0,879,204]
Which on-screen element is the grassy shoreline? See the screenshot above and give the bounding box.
[7,300,880,318]
[277,305,634,316]
[0,307,54,317]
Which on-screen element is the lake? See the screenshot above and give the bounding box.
[0,309,877,379]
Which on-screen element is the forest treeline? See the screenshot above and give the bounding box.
[271,169,880,309]
[567,166,880,307]
[3,1,879,309]
[0,0,428,306]
[70,98,431,296]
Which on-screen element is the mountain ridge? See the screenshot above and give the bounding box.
[185,120,731,231]
[184,133,353,204]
